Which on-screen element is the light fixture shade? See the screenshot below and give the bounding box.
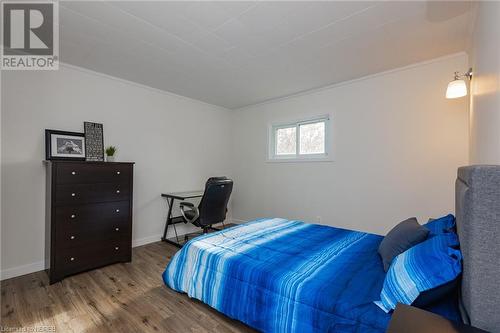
[446,79,467,99]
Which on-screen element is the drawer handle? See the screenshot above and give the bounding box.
[116,190,120,194]
[116,171,121,175]
[70,235,75,240]
[70,257,75,261]
[115,227,120,231]
[71,214,76,219]
[71,193,76,197]
[71,171,76,175]
[115,246,119,250]
[116,209,120,213]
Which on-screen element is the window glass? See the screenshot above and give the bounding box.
[275,127,296,155]
[299,121,325,155]
[270,116,329,160]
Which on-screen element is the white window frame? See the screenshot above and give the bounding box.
[268,115,332,162]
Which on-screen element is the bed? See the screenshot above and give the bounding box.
[163,166,500,332]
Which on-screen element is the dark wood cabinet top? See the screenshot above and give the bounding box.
[44,160,135,165]
[387,304,488,333]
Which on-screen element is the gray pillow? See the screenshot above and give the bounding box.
[378,217,429,271]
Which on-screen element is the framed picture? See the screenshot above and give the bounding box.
[45,129,86,161]
[84,121,104,161]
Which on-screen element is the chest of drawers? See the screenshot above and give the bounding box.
[45,161,134,284]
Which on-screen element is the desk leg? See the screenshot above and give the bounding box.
[161,197,174,241]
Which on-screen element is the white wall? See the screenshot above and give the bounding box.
[469,2,500,164]
[1,64,232,279]
[231,53,469,235]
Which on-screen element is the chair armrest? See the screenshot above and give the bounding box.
[179,202,195,208]
[179,201,199,224]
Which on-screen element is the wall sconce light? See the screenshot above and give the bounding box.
[446,68,472,99]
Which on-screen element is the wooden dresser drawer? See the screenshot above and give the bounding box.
[55,223,130,250]
[55,241,131,277]
[56,162,131,184]
[55,201,130,228]
[55,183,130,204]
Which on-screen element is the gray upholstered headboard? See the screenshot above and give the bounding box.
[456,165,500,332]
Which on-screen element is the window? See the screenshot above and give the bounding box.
[269,116,331,161]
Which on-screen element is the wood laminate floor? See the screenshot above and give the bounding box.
[1,242,255,333]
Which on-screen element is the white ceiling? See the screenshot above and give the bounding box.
[59,1,475,109]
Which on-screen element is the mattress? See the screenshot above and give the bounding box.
[163,218,460,332]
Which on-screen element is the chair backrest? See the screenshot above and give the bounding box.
[198,177,233,227]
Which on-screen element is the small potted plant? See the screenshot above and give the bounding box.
[105,146,117,162]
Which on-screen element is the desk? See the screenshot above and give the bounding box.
[161,191,203,247]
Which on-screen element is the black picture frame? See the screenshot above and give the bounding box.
[45,129,86,161]
[84,122,104,161]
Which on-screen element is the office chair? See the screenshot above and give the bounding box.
[179,177,233,234]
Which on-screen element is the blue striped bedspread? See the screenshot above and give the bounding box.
[163,218,459,332]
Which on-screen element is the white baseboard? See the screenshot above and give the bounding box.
[1,260,45,281]
[1,219,245,280]
[0,235,163,281]
[132,233,163,247]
